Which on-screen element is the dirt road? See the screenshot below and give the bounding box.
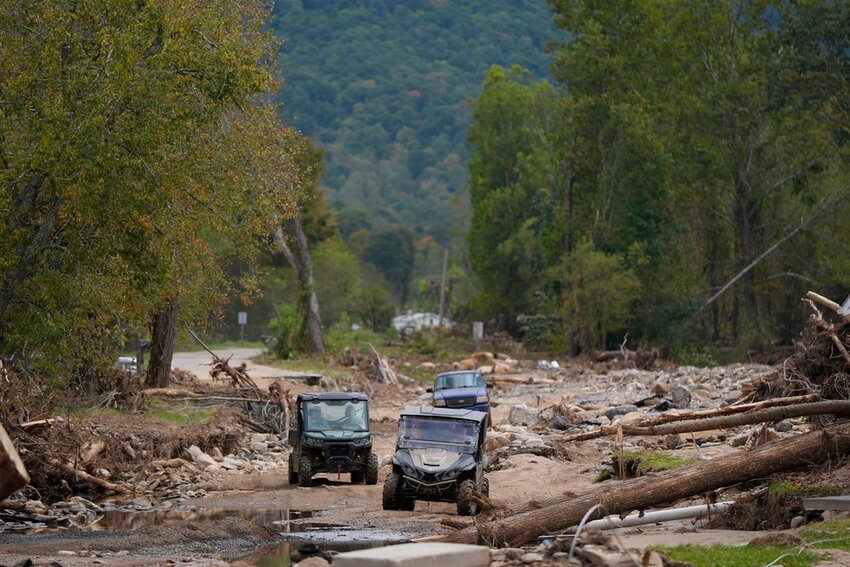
[2,358,842,566]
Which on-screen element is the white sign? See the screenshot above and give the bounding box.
[238,311,247,325]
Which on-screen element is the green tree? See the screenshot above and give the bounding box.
[362,225,416,305]
[0,0,301,384]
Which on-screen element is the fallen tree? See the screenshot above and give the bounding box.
[442,420,850,547]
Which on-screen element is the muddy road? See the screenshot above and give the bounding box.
[0,356,835,566]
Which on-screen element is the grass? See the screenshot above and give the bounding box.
[655,544,819,567]
[145,400,215,425]
[769,481,799,498]
[621,450,696,475]
[801,519,850,553]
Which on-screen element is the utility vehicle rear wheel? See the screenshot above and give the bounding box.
[287,453,298,484]
[382,472,402,510]
[365,452,379,485]
[298,457,312,488]
[456,479,478,516]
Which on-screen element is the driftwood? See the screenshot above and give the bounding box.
[49,459,129,494]
[0,423,29,500]
[556,399,850,443]
[443,421,850,547]
[185,326,261,392]
[646,394,820,425]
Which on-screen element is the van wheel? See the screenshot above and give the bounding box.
[382,472,401,510]
[365,452,379,485]
[298,457,312,488]
[456,479,478,516]
[287,453,298,484]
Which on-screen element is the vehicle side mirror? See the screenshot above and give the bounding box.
[486,382,494,389]
[426,387,433,393]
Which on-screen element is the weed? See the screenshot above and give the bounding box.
[617,450,695,477]
[655,544,818,567]
[769,481,799,498]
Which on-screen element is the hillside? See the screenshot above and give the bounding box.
[271,0,561,242]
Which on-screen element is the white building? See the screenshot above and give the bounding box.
[392,312,454,335]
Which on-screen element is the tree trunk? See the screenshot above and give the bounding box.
[274,215,325,355]
[0,423,29,501]
[146,299,177,388]
[442,422,850,547]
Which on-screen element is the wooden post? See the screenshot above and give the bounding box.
[0,423,29,500]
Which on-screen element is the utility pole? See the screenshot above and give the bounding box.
[438,247,449,327]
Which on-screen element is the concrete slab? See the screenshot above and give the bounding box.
[802,496,850,511]
[333,542,491,567]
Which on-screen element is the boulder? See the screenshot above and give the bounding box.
[187,445,217,467]
[508,404,539,426]
[671,386,692,409]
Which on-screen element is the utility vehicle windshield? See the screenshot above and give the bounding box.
[434,372,483,390]
[304,400,368,431]
[398,417,479,454]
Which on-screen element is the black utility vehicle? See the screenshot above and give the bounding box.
[287,392,378,487]
[382,407,489,516]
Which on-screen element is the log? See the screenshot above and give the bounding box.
[442,421,850,546]
[637,394,820,426]
[50,459,129,494]
[0,423,29,500]
[806,291,840,313]
[556,400,850,442]
[619,400,850,437]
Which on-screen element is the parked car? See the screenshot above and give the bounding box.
[382,406,489,515]
[427,370,492,426]
[287,392,378,487]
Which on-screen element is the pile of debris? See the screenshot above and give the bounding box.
[451,351,518,375]
[336,345,413,385]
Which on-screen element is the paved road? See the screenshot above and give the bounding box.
[171,348,302,384]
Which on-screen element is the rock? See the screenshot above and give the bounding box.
[187,445,217,467]
[122,442,136,460]
[455,358,476,370]
[210,447,224,460]
[472,352,497,366]
[318,376,336,389]
[547,415,571,431]
[731,432,751,447]
[493,363,511,374]
[641,550,666,567]
[604,404,638,421]
[58,550,77,556]
[508,404,540,426]
[519,551,544,563]
[754,428,781,446]
[774,420,793,433]
[486,432,511,452]
[295,558,331,567]
[671,386,692,409]
[664,434,683,450]
[420,362,436,371]
[132,499,152,510]
[477,365,494,374]
[617,411,644,426]
[790,515,806,529]
[250,442,269,454]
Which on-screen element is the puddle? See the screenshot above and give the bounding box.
[82,506,410,565]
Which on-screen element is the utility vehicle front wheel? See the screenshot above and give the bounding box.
[365,452,379,485]
[298,457,312,488]
[456,479,478,516]
[382,472,401,510]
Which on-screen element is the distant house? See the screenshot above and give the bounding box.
[392,312,453,335]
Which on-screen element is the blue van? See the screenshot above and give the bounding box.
[427,370,492,425]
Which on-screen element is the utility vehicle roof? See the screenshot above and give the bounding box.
[399,406,487,423]
[297,392,368,403]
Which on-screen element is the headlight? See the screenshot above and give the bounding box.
[432,397,447,407]
[475,395,489,403]
[352,436,371,447]
[436,469,461,481]
[401,465,418,478]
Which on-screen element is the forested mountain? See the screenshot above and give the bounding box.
[271,0,560,242]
